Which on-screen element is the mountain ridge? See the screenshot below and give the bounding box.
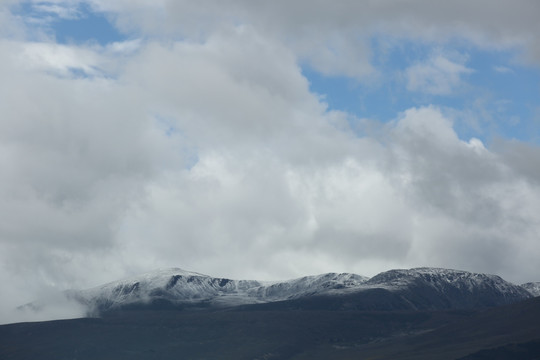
[21,266,534,318]
[7,267,539,360]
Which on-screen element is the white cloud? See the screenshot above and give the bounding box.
[16,38,141,77]
[108,104,540,287]
[493,65,514,73]
[32,2,82,20]
[0,1,25,38]
[405,52,473,95]
[20,41,103,76]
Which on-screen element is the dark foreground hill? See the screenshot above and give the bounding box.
[2,296,540,360]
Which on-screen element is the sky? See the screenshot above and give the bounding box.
[1,0,540,323]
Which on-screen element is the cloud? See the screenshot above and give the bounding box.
[9,1,540,76]
[0,36,185,311]
[405,52,473,95]
[0,288,88,325]
[109,104,540,286]
[387,107,540,279]
[32,2,83,20]
[19,41,105,76]
[0,1,25,38]
[493,65,514,74]
[1,1,540,324]
[87,0,540,72]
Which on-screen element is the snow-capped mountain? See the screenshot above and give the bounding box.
[69,268,266,312]
[360,268,531,310]
[24,267,534,316]
[521,282,540,297]
[65,268,369,314]
[249,272,368,300]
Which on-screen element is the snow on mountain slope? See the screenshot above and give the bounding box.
[69,268,369,313]
[366,267,525,294]
[248,272,369,300]
[521,282,540,297]
[70,268,264,312]
[363,267,531,309]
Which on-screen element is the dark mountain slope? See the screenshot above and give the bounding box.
[0,308,466,360]
[1,296,540,360]
[458,339,540,360]
[323,296,540,360]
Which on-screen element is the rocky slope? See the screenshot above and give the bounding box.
[521,282,540,297]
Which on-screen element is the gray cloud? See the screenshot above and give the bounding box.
[88,0,540,73]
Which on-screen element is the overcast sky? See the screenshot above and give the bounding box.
[1,0,540,323]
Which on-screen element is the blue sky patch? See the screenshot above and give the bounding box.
[15,1,125,45]
[304,38,540,145]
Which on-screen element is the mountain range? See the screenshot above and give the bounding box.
[4,267,540,360]
[51,267,537,314]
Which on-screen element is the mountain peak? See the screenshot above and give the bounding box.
[521,282,540,297]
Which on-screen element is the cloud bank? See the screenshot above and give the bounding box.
[1,1,540,323]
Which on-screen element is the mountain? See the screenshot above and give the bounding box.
[5,267,540,360]
[521,282,540,297]
[23,267,531,316]
[361,267,532,310]
[65,268,369,314]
